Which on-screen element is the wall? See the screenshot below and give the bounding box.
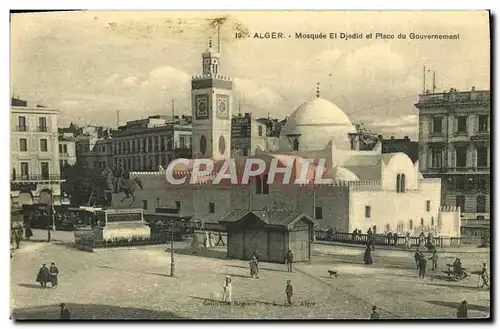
[437,206,461,237]
[381,153,418,191]
[348,178,445,236]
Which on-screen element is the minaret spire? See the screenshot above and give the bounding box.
[209,38,212,48]
[316,82,320,98]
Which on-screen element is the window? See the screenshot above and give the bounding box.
[455,176,466,190]
[432,117,443,133]
[180,135,186,148]
[426,200,431,212]
[478,115,488,132]
[372,225,377,234]
[258,125,263,137]
[41,162,49,179]
[59,144,63,153]
[478,176,487,191]
[365,205,371,218]
[420,218,424,227]
[315,207,323,220]
[167,137,173,151]
[148,137,153,152]
[262,175,269,195]
[401,174,406,192]
[38,117,47,132]
[396,174,401,193]
[155,198,160,208]
[455,146,467,167]
[63,144,67,153]
[431,148,443,168]
[293,139,299,151]
[160,137,165,151]
[255,176,262,194]
[243,148,248,156]
[409,219,413,230]
[209,202,215,214]
[457,116,467,133]
[456,195,466,212]
[431,217,434,226]
[477,146,488,167]
[40,139,48,152]
[142,200,148,210]
[21,162,29,178]
[19,138,27,152]
[175,201,180,212]
[18,116,26,131]
[477,195,486,213]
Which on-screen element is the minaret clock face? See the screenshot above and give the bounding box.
[216,94,229,119]
[195,95,209,120]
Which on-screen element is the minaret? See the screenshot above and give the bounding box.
[316,82,320,98]
[191,39,233,159]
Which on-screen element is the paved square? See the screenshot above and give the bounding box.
[10,230,490,319]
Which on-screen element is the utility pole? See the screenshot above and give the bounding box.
[170,228,175,277]
[423,65,426,94]
[432,71,436,93]
[172,100,175,122]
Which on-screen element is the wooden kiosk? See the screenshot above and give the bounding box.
[219,210,316,263]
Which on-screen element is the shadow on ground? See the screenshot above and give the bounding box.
[97,265,171,278]
[425,300,490,313]
[11,303,186,320]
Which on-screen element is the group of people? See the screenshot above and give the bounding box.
[190,231,226,253]
[10,223,34,257]
[36,263,59,288]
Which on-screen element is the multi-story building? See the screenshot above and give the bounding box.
[111,115,192,172]
[231,113,280,156]
[415,88,491,237]
[10,97,65,206]
[381,135,419,163]
[58,132,77,170]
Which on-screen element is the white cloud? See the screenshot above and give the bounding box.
[104,73,121,86]
[122,76,138,87]
[370,114,418,128]
[233,78,285,116]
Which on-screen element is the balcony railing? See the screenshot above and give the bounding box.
[37,126,48,132]
[11,174,62,181]
[15,126,27,132]
[427,166,490,173]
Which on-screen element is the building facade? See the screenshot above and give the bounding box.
[415,88,490,237]
[231,113,280,156]
[58,133,77,170]
[381,136,419,163]
[111,115,192,172]
[10,97,64,206]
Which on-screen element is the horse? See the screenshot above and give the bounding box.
[101,168,143,207]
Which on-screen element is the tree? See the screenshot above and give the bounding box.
[61,162,101,205]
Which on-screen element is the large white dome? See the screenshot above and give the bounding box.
[279,97,356,151]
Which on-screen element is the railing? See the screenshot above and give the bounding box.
[15,125,27,132]
[37,126,48,132]
[314,230,471,248]
[11,174,62,181]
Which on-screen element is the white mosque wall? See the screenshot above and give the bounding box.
[347,178,456,237]
[437,206,461,238]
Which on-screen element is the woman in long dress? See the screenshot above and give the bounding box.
[249,256,259,278]
[364,245,373,265]
[222,275,232,304]
[190,233,199,254]
[209,233,216,248]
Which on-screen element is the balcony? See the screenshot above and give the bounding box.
[11,174,64,182]
[427,166,490,174]
[37,126,48,132]
[15,125,28,132]
[461,218,490,227]
[471,131,490,142]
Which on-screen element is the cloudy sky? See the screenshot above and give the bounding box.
[11,11,490,139]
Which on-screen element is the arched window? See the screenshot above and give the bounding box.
[396,174,401,193]
[401,174,406,193]
[409,219,413,230]
[293,139,299,151]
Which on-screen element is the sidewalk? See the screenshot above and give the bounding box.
[313,240,490,254]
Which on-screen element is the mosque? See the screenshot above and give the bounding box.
[117,42,461,242]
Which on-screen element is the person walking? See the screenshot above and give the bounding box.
[418,255,427,278]
[479,263,489,289]
[209,232,216,248]
[249,256,259,279]
[285,250,294,272]
[59,303,71,320]
[25,222,33,240]
[222,275,232,304]
[14,227,22,249]
[370,306,379,319]
[190,232,200,254]
[204,232,210,248]
[456,300,468,319]
[36,264,50,288]
[414,249,423,271]
[285,280,293,306]
[405,232,411,249]
[428,250,438,271]
[363,245,373,265]
[49,262,59,288]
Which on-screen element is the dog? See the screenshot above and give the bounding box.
[328,270,338,278]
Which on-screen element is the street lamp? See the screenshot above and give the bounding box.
[170,228,175,277]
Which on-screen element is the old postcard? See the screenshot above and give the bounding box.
[10,10,491,320]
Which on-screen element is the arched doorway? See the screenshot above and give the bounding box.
[39,189,53,205]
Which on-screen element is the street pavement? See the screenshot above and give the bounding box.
[10,229,491,320]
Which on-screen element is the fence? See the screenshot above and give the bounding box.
[314,230,481,248]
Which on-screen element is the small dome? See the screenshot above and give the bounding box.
[279,98,356,151]
[327,166,360,181]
